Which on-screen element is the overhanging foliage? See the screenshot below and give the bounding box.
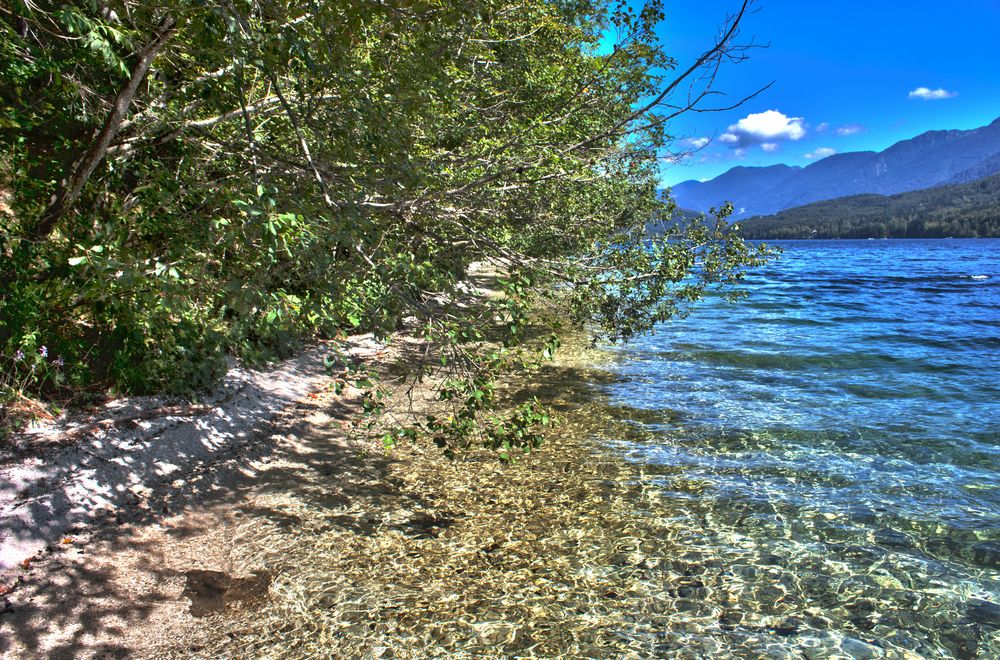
[1,0,773,449]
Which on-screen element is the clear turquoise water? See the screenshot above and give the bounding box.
[602,239,1000,657]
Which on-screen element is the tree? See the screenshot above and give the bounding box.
[1,0,773,450]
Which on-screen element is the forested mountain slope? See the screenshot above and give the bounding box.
[737,173,1000,239]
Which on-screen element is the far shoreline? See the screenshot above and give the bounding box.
[744,236,1000,241]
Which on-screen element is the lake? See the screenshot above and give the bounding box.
[593,239,1000,656]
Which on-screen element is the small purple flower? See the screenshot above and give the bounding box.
[39,346,48,358]
[14,349,24,362]
[54,356,65,367]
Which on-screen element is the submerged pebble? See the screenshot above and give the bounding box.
[839,636,881,659]
[873,528,915,549]
[971,541,1000,568]
[965,598,1000,627]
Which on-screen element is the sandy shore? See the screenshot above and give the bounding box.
[0,335,389,657]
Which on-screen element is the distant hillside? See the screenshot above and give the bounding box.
[737,173,1000,239]
[667,164,800,216]
[949,150,1000,184]
[670,117,1000,217]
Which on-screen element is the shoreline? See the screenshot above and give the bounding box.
[0,258,652,657]
[163,342,682,658]
[0,318,648,657]
[0,321,664,657]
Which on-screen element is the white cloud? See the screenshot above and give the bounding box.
[685,136,711,149]
[816,122,830,133]
[835,123,866,136]
[720,110,806,151]
[908,87,958,101]
[760,143,779,152]
[804,147,837,160]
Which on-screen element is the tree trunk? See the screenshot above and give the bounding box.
[32,15,177,240]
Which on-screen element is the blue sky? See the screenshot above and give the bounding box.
[655,0,1000,186]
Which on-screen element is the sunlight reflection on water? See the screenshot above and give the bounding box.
[591,239,1000,657]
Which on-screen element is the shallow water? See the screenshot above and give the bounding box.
[597,239,1000,657]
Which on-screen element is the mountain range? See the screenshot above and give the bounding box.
[670,117,1000,218]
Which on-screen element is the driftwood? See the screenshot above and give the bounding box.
[30,404,215,447]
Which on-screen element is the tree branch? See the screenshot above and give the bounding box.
[31,14,177,240]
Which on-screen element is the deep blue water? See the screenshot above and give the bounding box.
[601,239,1000,656]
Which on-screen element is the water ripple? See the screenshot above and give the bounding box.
[597,239,1000,657]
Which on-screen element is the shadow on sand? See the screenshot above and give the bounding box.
[0,364,439,657]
